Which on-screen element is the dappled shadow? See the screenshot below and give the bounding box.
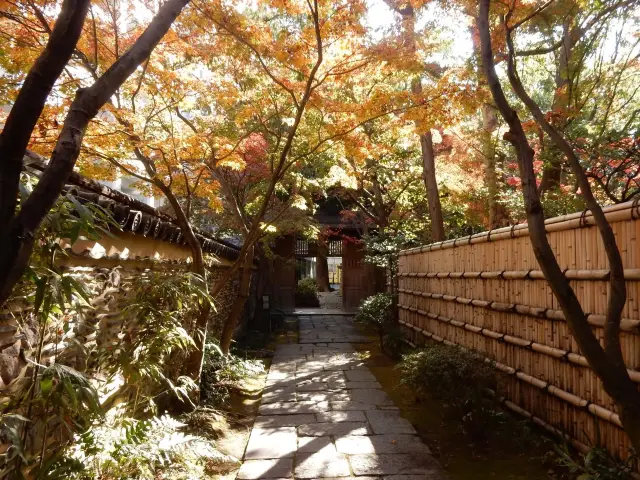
[236,313,449,479]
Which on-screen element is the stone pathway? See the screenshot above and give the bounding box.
[237,313,448,480]
[318,291,343,310]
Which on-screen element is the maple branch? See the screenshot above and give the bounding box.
[506,17,628,364]
[0,0,90,241]
[90,6,98,68]
[587,171,628,204]
[105,155,153,184]
[193,3,300,108]
[507,0,555,31]
[0,0,191,306]
[175,106,199,134]
[515,39,564,57]
[131,59,150,113]
[289,98,439,165]
[348,190,377,223]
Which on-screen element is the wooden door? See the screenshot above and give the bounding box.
[272,235,296,310]
[342,240,376,310]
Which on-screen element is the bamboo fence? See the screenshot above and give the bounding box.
[397,199,640,459]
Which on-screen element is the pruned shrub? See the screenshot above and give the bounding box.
[295,277,320,307]
[356,293,393,350]
[398,344,498,440]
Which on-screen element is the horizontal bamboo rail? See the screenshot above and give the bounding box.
[399,289,640,332]
[485,389,591,455]
[401,199,640,256]
[398,199,640,460]
[398,269,640,281]
[397,304,640,383]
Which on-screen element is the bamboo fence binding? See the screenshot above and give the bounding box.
[397,198,640,461]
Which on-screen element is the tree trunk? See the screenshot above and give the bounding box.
[0,0,192,306]
[220,246,255,355]
[539,16,575,195]
[480,123,502,228]
[478,0,640,453]
[384,0,445,241]
[251,247,270,327]
[420,130,445,241]
[156,182,211,381]
[0,0,90,232]
[316,237,330,292]
[469,13,504,228]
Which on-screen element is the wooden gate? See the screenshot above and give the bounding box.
[273,235,384,311]
[272,235,296,310]
[342,240,378,310]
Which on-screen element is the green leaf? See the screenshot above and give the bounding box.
[67,276,92,306]
[67,195,93,222]
[40,377,53,397]
[68,222,82,245]
[34,277,47,314]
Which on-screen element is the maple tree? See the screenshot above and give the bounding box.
[504,0,640,198]
[478,0,640,452]
[0,0,192,306]
[2,0,640,440]
[382,0,446,240]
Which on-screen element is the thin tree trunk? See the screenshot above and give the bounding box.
[220,246,255,355]
[0,0,90,231]
[0,0,192,306]
[480,123,502,227]
[539,16,575,194]
[419,130,445,241]
[155,182,211,380]
[478,0,640,452]
[384,0,445,241]
[251,247,270,327]
[469,13,503,228]
[316,237,330,292]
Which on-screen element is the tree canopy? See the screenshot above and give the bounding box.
[2,0,640,453]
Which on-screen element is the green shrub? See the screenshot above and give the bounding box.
[554,445,636,480]
[356,293,393,326]
[398,344,497,440]
[47,412,239,479]
[382,325,409,359]
[356,293,393,349]
[200,343,265,406]
[295,278,320,307]
[296,277,318,295]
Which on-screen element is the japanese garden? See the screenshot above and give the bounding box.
[1,0,639,478]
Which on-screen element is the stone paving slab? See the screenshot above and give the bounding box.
[316,411,366,423]
[255,414,317,427]
[295,451,351,478]
[335,434,431,455]
[237,458,293,479]
[344,370,377,382]
[297,436,336,453]
[365,410,417,435]
[349,454,444,476]
[298,421,371,437]
[240,313,447,479]
[245,427,297,459]
[329,401,379,411]
[259,401,330,414]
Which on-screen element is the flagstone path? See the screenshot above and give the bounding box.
[237,313,448,480]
